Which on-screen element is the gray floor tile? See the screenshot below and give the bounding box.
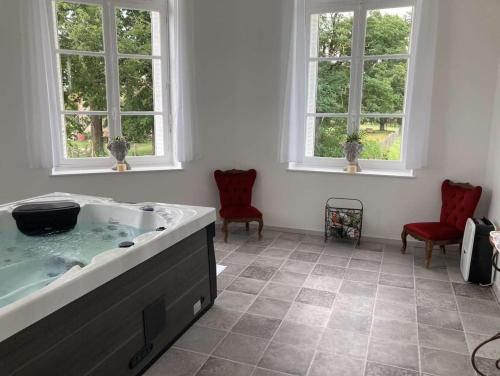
[364,362,418,376]
[345,268,379,284]
[218,274,236,290]
[271,270,307,286]
[279,233,306,242]
[472,357,500,376]
[414,266,450,281]
[216,250,231,262]
[216,291,257,312]
[357,242,384,252]
[340,280,377,298]
[416,290,457,311]
[197,306,243,331]
[371,317,418,344]
[285,302,331,327]
[381,262,414,276]
[318,327,369,358]
[296,241,325,253]
[453,283,495,301]
[252,257,285,269]
[461,313,500,335]
[175,325,227,354]
[377,285,415,305]
[227,277,267,295]
[352,249,383,261]
[215,242,239,252]
[415,277,453,294]
[317,254,349,267]
[240,265,278,281]
[348,258,381,272]
[382,252,414,266]
[328,308,372,334]
[303,275,343,293]
[220,262,247,276]
[271,239,299,250]
[236,244,266,255]
[309,352,364,376]
[273,320,323,348]
[374,299,416,322]
[260,248,292,259]
[252,367,294,376]
[145,348,208,376]
[289,250,320,263]
[456,296,500,317]
[260,282,300,302]
[196,357,254,376]
[416,306,463,331]
[295,288,335,308]
[213,332,269,365]
[281,260,315,275]
[232,313,281,339]
[152,227,500,376]
[418,324,468,354]
[420,347,474,376]
[333,293,374,315]
[258,341,315,376]
[367,337,419,371]
[312,264,346,279]
[247,297,291,319]
[223,252,258,265]
[466,332,500,359]
[323,245,353,258]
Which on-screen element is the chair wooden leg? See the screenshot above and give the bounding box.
[425,241,434,268]
[223,219,229,243]
[257,219,263,240]
[401,228,408,254]
[245,222,249,232]
[440,245,446,254]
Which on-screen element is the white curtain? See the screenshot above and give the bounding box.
[20,0,58,169]
[404,0,439,169]
[279,0,307,163]
[170,0,199,163]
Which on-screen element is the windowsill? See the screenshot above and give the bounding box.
[288,163,414,178]
[51,164,183,176]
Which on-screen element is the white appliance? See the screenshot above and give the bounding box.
[460,218,495,284]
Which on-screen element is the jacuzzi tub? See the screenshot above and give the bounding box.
[0,193,217,376]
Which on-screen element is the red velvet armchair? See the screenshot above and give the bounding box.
[401,180,482,268]
[214,169,263,242]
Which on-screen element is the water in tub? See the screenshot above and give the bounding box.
[0,223,149,308]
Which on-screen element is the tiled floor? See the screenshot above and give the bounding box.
[145,227,500,376]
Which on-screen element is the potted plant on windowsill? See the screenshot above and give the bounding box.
[108,136,131,171]
[344,131,365,173]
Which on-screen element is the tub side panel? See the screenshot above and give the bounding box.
[0,224,216,376]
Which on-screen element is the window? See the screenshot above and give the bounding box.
[48,0,172,171]
[304,0,415,171]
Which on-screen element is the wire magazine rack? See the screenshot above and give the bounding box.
[324,197,363,246]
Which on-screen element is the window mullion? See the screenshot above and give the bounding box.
[349,4,367,134]
[103,2,121,139]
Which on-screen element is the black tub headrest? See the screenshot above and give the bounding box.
[12,201,80,236]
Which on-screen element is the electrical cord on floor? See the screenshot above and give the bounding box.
[470,249,500,375]
[471,332,500,376]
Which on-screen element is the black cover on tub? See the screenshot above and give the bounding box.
[12,201,81,236]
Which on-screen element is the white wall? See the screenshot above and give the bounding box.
[486,50,500,291]
[1,0,500,240]
[486,61,500,227]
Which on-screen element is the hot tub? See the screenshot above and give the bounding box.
[0,193,217,376]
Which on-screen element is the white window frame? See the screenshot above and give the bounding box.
[301,0,417,172]
[46,0,175,172]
